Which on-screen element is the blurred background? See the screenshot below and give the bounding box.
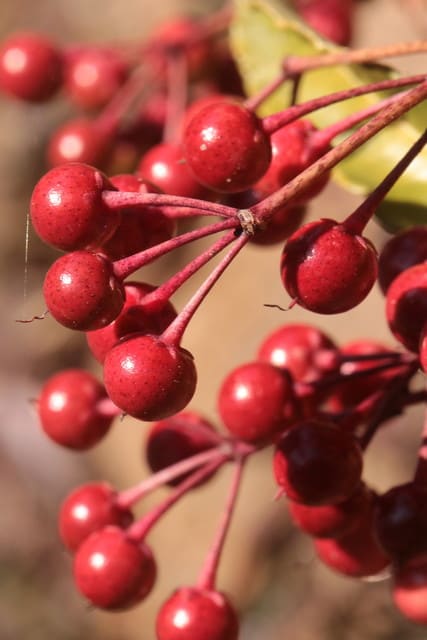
[0,0,427,638]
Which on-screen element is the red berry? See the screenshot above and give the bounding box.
[218,361,298,444]
[47,117,112,168]
[103,334,197,420]
[37,369,113,449]
[378,226,427,294]
[273,419,363,505]
[183,100,271,193]
[73,526,156,610]
[156,587,239,640]
[43,251,125,331]
[281,218,378,314]
[59,482,133,551]
[0,32,63,101]
[30,163,119,251]
[294,0,354,46]
[393,555,427,624]
[386,262,427,352]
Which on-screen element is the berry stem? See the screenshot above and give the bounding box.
[116,444,229,509]
[283,41,427,76]
[141,230,238,312]
[197,459,245,591]
[262,74,426,134]
[253,80,427,223]
[112,217,238,280]
[343,128,427,235]
[413,403,427,486]
[163,50,188,144]
[102,189,237,218]
[126,457,229,541]
[160,231,249,346]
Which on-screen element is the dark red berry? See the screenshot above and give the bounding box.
[273,419,363,505]
[183,100,271,193]
[73,526,156,610]
[47,117,112,168]
[156,587,239,640]
[103,334,197,420]
[86,282,177,363]
[37,369,113,449]
[294,0,354,46]
[378,226,427,294]
[281,218,378,314]
[43,251,125,331]
[386,262,427,352]
[146,411,220,486]
[420,323,427,373]
[218,361,298,444]
[393,555,427,624]
[0,32,63,101]
[30,163,119,251]
[59,482,133,551]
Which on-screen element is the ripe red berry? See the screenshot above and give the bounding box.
[273,419,363,505]
[37,369,114,449]
[378,226,427,294]
[47,117,112,168]
[386,262,427,352]
[293,0,354,46]
[156,587,239,640]
[103,334,197,420]
[73,526,156,610]
[43,251,125,331]
[393,555,427,624]
[281,218,378,314]
[59,482,133,551]
[183,100,271,193]
[218,361,298,444]
[30,163,119,251]
[0,32,63,101]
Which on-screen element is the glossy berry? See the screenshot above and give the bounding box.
[73,526,156,610]
[255,119,330,203]
[378,226,427,294]
[146,411,220,486]
[420,323,427,373]
[156,587,239,640]
[374,483,427,561]
[294,0,354,46]
[47,117,112,168]
[273,419,363,505]
[43,251,125,330]
[59,482,133,551]
[0,32,63,101]
[86,282,177,363]
[65,47,129,110]
[218,361,298,444]
[37,369,114,449]
[30,163,119,251]
[183,100,271,193]
[281,218,378,314]
[393,555,427,624]
[314,511,390,577]
[289,483,373,539]
[103,334,197,420]
[386,262,427,352]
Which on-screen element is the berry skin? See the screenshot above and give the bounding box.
[378,226,427,294]
[86,282,177,364]
[218,361,298,444]
[420,323,427,373]
[0,32,63,101]
[281,219,378,314]
[294,0,354,46]
[386,262,427,352]
[103,334,197,421]
[183,100,271,193]
[59,482,133,552]
[156,587,239,640]
[73,526,156,610]
[43,251,125,331]
[47,117,112,168]
[146,411,220,486]
[37,369,113,449]
[30,163,119,251]
[393,555,427,624]
[273,419,363,505]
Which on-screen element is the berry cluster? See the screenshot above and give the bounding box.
[4,2,427,637]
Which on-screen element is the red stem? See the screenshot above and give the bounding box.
[141,230,237,312]
[197,459,245,590]
[343,128,427,235]
[163,51,188,144]
[262,74,425,135]
[112,217,239,280]
[116,444,228,509]
[126,457,228,541]
[160,232,249,346]
[96,64,148,136]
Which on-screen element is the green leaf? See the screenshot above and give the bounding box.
[230,0,427,231]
